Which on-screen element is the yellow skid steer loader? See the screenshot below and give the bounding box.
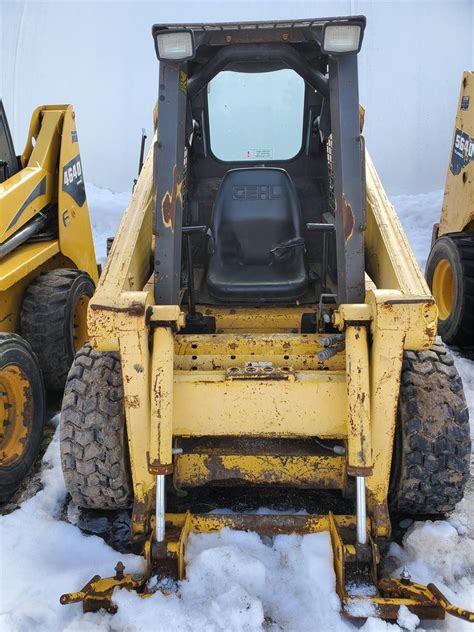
[59,18,473,622]
[426,71,474,347]
[0,103,98,500]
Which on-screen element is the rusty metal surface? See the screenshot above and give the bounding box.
[60,562,148,614]
[379,578,474,623]
[225,364,295,381]
[174,451,345,489]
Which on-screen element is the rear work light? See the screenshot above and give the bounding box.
[322,22,363,54]
[155,29,195,61]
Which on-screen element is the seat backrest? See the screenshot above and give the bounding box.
[211,168,303,266]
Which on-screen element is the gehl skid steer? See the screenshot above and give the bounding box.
[60,17,473,622]
[0,103,98,500]
[426,71,474,348]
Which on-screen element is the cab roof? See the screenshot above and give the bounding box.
[152,16,366,48]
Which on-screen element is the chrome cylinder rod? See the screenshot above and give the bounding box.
[155,474,166,543]
[0,213,48,259]
[356,476,367,546]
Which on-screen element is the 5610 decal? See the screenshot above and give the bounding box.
[451,128,474,175]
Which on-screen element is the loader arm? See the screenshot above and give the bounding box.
[0,104,98,332]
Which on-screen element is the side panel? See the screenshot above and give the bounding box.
[58,106,98,283]
[0,248,74,332]
[364,152,430,295]
[439,72,474,235]
[173,371,347,437]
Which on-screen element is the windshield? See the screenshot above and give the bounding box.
[207,69,305,162]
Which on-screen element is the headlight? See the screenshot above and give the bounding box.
[155,29,195,61]
[322,22,363,54]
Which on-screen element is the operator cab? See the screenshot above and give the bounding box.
[0,101,19,184]
[152,18,367,331]
[180,61,338,314]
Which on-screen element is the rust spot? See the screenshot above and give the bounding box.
[124,395,140,408]
[90,302,145,316]
[347,464,373,477]
[385,298,435,306]
[146,452,173,475]
[342,196,355,241]
[161,165,183,232]
[425,326,436,339]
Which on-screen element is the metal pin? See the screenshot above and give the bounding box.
[356,476,367,545]
[400,566,412,584]
[155,475,165,543]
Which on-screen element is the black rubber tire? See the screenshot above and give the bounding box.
[60,344,132,509]
[21,269,95,391]
[0,333,45,502]
[425,233,474,347]
[390,341,471,515]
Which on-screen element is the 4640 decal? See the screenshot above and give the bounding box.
[62,155,86,206]
[451,128,474,175]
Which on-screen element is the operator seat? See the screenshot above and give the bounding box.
[206,168,308,302]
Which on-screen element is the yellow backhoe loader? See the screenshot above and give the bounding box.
[426,71,474,348]
[59,18,473,622]
[0,102,98,500]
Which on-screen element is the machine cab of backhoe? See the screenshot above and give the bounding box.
[61,17,472,622]
[152,18,367,322]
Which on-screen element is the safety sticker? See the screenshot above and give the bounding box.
[461,96,470,111]
[242,149,273,160]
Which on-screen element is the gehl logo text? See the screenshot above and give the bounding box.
[232,185,282,200]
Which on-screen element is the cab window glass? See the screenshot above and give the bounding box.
[208,69,305,162]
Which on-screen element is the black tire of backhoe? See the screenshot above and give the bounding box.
[425,232,474,347]
[60,344,132,510]
[389,341,471,515]
[21,269,95,391]
[0,334,45,503]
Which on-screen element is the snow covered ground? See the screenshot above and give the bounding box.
[0,187,472,632]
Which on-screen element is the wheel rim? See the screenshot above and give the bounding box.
[72,295,90,352]
[432,258,454,320]
[0,365,31,466]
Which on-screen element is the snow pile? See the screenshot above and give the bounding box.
[387,521,474,632]
[0,185,473,631]
[391,190,443,270]
[0,424,144,632]
[0,430,349,631]
[86,183,131,265]
[111,529,351,631]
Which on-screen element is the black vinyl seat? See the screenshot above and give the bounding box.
[206,168,308,303]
